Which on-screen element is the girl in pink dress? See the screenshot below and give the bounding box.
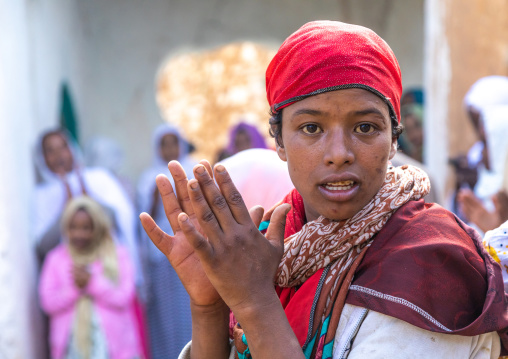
[39,196,142,359]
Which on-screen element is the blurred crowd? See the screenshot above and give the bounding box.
[33,120,281,359]
[32,74,508,359]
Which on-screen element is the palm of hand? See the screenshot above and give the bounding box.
[140,161,221,307]
[162,216,221,306]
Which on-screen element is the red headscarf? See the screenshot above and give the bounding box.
[266,21,402,122]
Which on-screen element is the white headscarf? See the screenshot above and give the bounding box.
[218,148,294,211]
[474,105,508,206]
[34,128,83,184]
[463,76,508,113]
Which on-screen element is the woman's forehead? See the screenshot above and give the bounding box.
[42,132,68,149]
[282,88,391,119]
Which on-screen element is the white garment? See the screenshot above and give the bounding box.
[178,304,501,359]
[32,129,141,283]
[463,76,508,113]
[474,105,508,207]
[467,141,484,168]
[483,220,508,293]
[335,304,500,359]
[218,148,295,211]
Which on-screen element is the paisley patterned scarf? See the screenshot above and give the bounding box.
[233,164,430,359]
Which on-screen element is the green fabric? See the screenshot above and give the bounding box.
[59,83,79,144]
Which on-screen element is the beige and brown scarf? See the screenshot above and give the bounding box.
[234,164,430,358]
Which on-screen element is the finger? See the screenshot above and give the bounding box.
[155,175,183,232]
[199,159,214,178]
[139,212,174,256]
[248,205,265,229]
[168,161,194,216]
[193,164,235,227]
[187,178,224,240]
[213,164,251,224]
[265,204,291,252]
[178,212,213,262]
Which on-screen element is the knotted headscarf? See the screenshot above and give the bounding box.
[266,20,402,122]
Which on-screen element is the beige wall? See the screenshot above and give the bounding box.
[446,0,508,156]
[74,0,425,183]
[425,0,508,204]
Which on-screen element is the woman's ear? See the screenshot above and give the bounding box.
[276,142,287,162]
[389,137,397,160]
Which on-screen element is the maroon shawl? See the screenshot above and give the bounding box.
[276,193,508,354]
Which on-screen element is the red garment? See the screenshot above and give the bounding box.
[266,21,402,121]
[276,189,508,354]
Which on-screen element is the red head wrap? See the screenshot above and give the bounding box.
[266,21,402,122]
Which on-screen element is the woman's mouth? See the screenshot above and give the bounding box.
[318,179,359,202]
[322,180,355,191]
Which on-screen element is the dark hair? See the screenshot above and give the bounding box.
[269,107,404,148]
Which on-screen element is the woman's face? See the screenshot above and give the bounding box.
[160,133,180,163]
[403,114,423,149]
[68,209,95,252]
[277,88,397,221]
[42,133,74,175]
[234,129,252,153]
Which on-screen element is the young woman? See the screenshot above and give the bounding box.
[140,21,508,358]
[137,123,197,358]
[39,196,142,359]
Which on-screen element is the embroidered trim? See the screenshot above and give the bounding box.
[302,264,331,351]
[348,285,452,332]
[272,83,398,123]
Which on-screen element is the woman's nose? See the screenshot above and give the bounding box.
[322,129,354,166]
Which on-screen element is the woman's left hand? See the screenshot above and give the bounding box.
[178,163,290,314]
[72,265,91,289]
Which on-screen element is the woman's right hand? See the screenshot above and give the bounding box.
[139,161,222,308]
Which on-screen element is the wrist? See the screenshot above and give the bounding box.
[229,285,280,323]
[190,299,229,320]
[190,299,231,359]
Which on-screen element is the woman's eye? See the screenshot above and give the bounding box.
[355,124,374,134]
[302,124,322,134]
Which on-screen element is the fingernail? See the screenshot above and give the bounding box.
[195,165,205,174]
[189,180,198,189]
[216,164,225,173]
[180,213,189,222]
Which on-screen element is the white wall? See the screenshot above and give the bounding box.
[0,1,86,357]
[424,0,450,204]
[0,2,41,358]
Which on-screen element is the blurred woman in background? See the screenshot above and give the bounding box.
[39,196,142,359]
[137,124,196,359]
[216,121,267,161]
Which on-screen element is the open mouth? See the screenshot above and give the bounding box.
[322,180,355,191]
